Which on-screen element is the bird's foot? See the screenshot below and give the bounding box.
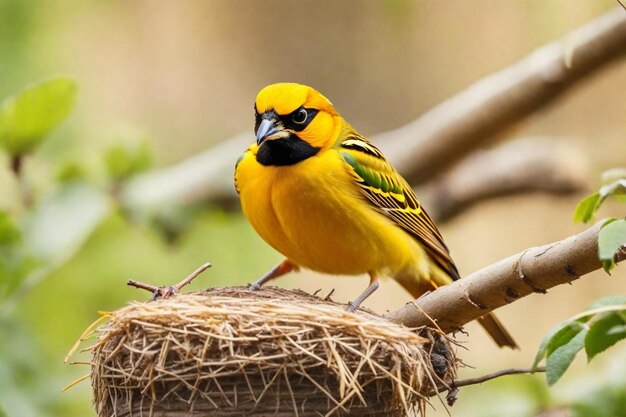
[346,301,359,313]
[248,283,262,291]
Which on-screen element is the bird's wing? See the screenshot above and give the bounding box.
[339,133,460,281]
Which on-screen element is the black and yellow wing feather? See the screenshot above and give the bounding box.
[339,133,460,281]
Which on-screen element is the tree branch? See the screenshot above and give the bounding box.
[379,7,626,185]
[119,7,626,212]
[419,137,589,222]
[120,133,250,211]
[385,221,626,331]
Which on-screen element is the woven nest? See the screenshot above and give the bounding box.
[80,287,457,416]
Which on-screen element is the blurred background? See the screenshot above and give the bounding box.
[0,1,625,416]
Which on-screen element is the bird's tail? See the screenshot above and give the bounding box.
[476,313,518,349]
[395,266,518,349]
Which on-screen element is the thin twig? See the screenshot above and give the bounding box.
[618,0,626,12]
[10,155,22,177]
[452,366,546,389]
[127,280,158,292]
[442,366,546,406]
[175,262,212,291]
[9,155,34,208]
[408,300,445,335]
[126,262,212,299]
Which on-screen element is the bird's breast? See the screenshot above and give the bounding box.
[236,148,418,275]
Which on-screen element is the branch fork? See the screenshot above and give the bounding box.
[127,262,211,300]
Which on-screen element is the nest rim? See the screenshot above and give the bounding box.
[76,286,457,416]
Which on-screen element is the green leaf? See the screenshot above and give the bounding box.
[607,324,626,335]
[599,179,626,198]
[0,211,20,246]
[602,259,616,274]
[598,219,626,265]
[0,78,77,155]
[533,321,585,370]
[585,312,626,361]
[546,328,587,385]
[55,160,87,183]
[574,169,626,224]
[104,139,153,182]
[589,295,626,309]
[573,193,601,223]
[601,168,626,185]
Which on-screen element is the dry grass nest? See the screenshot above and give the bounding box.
[71,286,458,416]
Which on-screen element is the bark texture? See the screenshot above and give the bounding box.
[385,222,626,331]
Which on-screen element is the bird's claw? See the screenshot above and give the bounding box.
[248,283,261,291]
[346,301,358,313]
[151,286,178,301]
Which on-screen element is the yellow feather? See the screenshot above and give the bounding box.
[236,82,517,349]
[237,83,437,281]
[236,144,423,276]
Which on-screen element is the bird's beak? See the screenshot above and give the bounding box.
[256,119,285,145]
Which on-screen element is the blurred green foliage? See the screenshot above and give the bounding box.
[570,383,626,417]
[0,222,38,300]
[55,160,87,183]
[0,1,38,97]
[0,75,279,416]
[0,78,77,156]
[453,350,626,417]
[104,138,153,184]
[451,374,551,417]
[0,211,20,246]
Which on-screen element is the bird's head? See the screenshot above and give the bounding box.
[253,83,341,166]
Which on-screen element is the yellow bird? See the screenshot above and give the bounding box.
[235,83,517,348]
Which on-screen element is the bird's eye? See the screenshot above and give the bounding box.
[292,108,308,124]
